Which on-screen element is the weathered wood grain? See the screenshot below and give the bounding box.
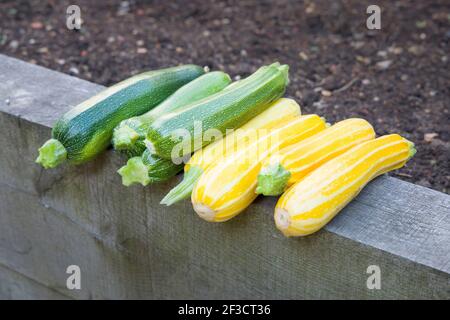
[0,54,449,299]
[0,264,70,300]
[0,183,155,299]
[1,181,448,299]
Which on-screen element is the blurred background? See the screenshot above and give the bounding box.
[0,0,448,193]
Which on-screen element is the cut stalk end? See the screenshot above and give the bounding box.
[35,139,67,169]
[117,156,151,187]
[112,125,141,150]
[161,166,203,206]
[277,64,290,85]
[256,162,291,196]
[406,140,417,159]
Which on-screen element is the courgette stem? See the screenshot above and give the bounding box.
[406,140,417,159]
[160,166,203,206]
[35,139,67,169]
[277,64,289,85]
[117,157,151,186]
[113,125,141,150]
[118,150,184,187]
[255,162,291,196]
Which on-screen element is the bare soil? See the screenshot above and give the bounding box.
[0,0,449,193]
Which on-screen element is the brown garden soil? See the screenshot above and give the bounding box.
[0,0,449,193]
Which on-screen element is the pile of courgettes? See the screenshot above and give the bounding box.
[36,62,289,182]
[36,61,415,237]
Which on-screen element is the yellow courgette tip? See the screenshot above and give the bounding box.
[35,139,67,169]
[274,208,291,235]
[193,203,216,222]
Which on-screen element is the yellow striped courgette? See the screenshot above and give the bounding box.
[275,134,416,237]
[256,118,376,195]
[192,115,327,222]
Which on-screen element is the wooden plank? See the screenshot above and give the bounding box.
[0,54,449,299]
[0,55,102,128]
[1,182,448,299]
[0,183,154,299]
[328,176,450,274]
[0,263,70,300]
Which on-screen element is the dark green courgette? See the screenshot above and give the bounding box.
[36,65,204,168]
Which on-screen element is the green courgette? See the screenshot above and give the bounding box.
[112,71,231,158]
[144,62,289,160]
[36,65,204,168]
[117,149,183,186]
